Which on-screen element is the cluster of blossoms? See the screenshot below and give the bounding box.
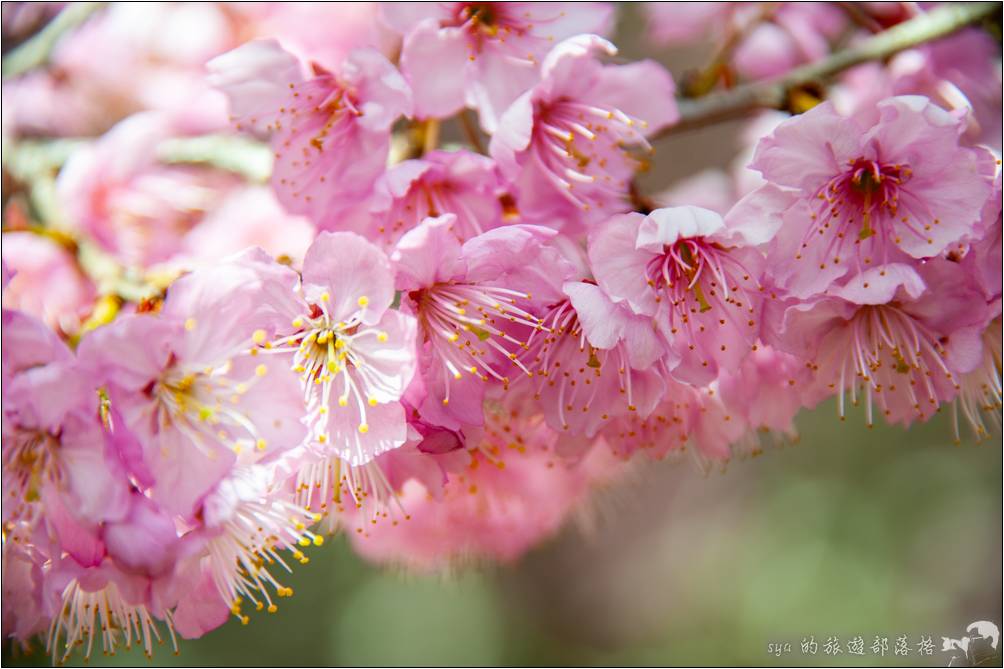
[2,2,1001,662]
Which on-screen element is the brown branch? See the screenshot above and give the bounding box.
[654,1,1000,138]
[459,109,487,155]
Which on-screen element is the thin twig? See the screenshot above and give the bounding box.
[459,109,487,155]
[423,119,441,156]
[2,3,105,77]
[654,1,1000,138]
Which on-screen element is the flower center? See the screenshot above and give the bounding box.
[524,299,640,431]
[151,357,270,455]
[646,238,756,327]
[376,180,484,246]
[410,282,540,401]
[799,157,916,269]
[533,100,650,210]
[268,294,387,437]
[452,2,524,52]
[3,429,61,514]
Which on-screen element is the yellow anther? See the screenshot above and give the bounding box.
[292,317,304,329]
[184,318,197,331]
[312,512,322,522]
[377,331,388,342]
[338,397,348,407]
[199,407,214,421]
[368,397,378,407]
[252,329,267,345]
[358,423,369,434]
[256,439,267,451]
[267,604,278,614]
[298,537,310,547]
[318,434,328,444]
[442,398,450,406]
[357,295,369,308]
[327,360,338,373]
[312,535,324,546]
[453,372,462,380]
[320,292,330,302]
[240,616,250,625]
[255,364,268,377]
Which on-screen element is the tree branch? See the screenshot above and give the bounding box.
[2,3,105,78]
[655,2,1000,137]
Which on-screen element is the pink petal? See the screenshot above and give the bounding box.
[400,22,468,120]
[301,232,396,324]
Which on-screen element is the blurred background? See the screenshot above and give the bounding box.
[2,3,1001,667]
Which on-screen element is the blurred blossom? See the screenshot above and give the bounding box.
[0,231,94,335]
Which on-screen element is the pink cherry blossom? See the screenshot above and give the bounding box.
[769,261,992,427]
[383,2,614,131]
[519,275,668,438]
[490,35,678,224]
[184,464,322,625]
[3,3,233,137]
[392,215,559,429]
[953,212,1002,441]
[178,185,316,270]
[1,542,48,645]
[44,555,179,662]
[717,345,816,439]
[77,250,307,519]
[749,97,996,298]
[594,389,696,462]
[0,232,95,336]
[208,39,412,227]
[359,149,511,247]
[254,232,417,522]
[1,309,131,548]
[236,3,393,73]
[589,206,771,385]
[349,404,623,569]
[57,113,242,269]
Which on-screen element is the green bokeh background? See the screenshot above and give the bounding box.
[6,404,1001,667]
